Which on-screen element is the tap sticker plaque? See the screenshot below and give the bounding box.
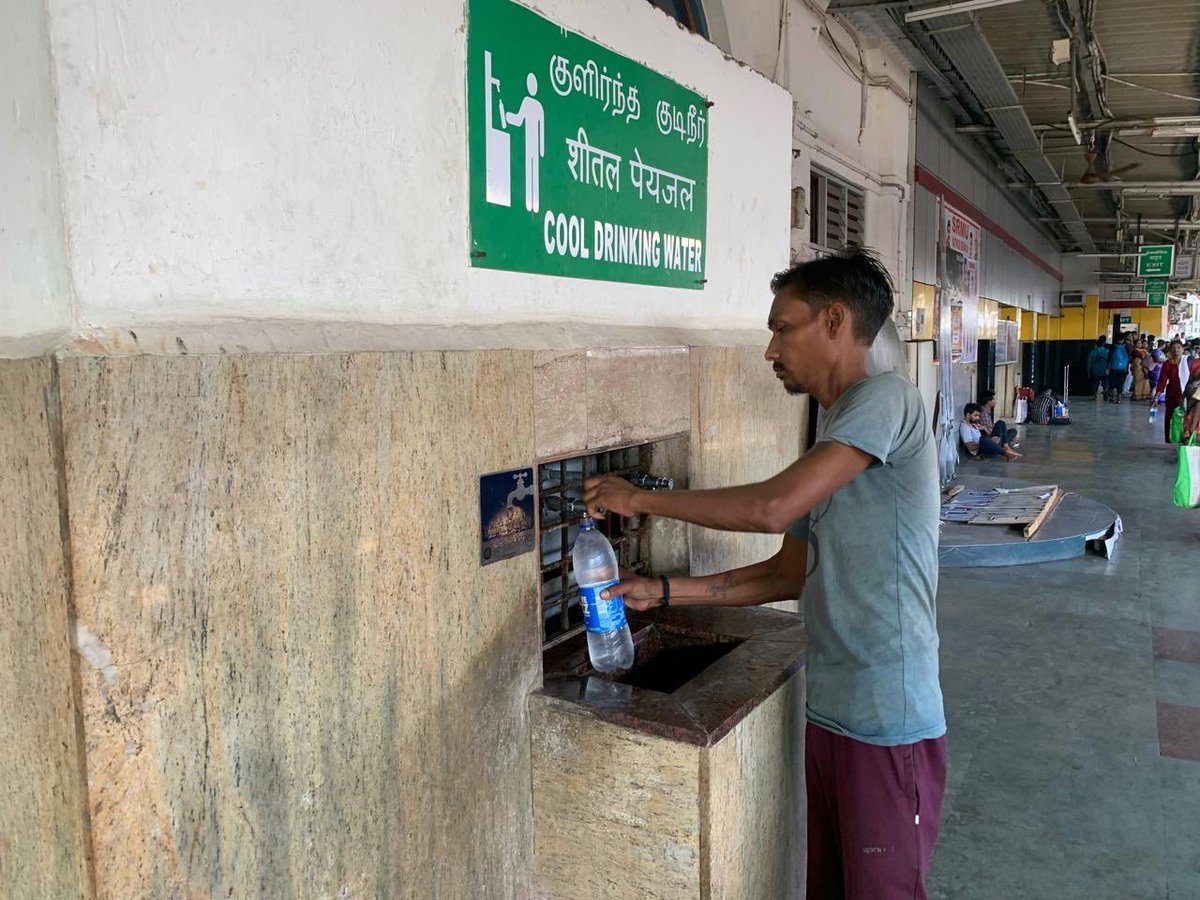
[480,467,537,566]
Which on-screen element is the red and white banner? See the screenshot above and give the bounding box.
[941,205,981,365]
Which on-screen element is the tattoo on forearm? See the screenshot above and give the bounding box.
[706,573,737,601]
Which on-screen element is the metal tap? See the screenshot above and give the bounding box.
[542,494,585,515]
[629,473,674,491]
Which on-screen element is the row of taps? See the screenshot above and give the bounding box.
[541,473,674,516]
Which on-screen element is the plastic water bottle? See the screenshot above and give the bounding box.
[1149,404,1158,424]
[572,517,635,673]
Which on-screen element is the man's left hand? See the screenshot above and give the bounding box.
[582,475,644,518]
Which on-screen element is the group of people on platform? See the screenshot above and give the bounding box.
[959,330,1200,463]
[960,390,1023,461]
[1088,332,1200,442]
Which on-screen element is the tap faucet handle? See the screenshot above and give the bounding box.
[542,495,584,514]
[629,473,674,491]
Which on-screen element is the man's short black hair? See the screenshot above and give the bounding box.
[1039,385,1054,393]
[980,389,996,404]
[1095,335,1107,345]
[770,248,895,344]
[964,402,983,416]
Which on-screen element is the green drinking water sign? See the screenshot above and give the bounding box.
[467,0,709,289]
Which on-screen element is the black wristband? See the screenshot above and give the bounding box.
[659,575,671,608]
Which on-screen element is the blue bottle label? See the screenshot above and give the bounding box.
[578,579,627,633]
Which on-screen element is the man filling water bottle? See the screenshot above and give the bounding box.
[583,250,945,900]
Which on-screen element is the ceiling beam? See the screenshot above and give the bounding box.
[1060,0,1108,123]
[1013,181,1200,193]
[903,0,1024,23]
[827,0,916,9]
[958,117,1200,136]
[1067,182,1200,194]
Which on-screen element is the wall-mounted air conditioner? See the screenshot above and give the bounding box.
[1060,291,1086,308]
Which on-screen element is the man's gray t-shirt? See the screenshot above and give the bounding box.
[788,371,945,746]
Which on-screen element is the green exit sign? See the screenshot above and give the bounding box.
[1148,291,1167,308]
[1138,245,1175,277]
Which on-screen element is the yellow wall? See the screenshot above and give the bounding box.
[1035,295,1168,343]
[907,285,1169,344]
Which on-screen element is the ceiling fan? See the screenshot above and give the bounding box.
[1079,148,1141,184]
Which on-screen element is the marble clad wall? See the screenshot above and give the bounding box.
[2,344,803,896]
[689,347,808,612]
[529,695,702,899]
[704,671,806,899]
[529,673,806,900]
[56,351,540,899]
[0,358,93,900]
[533,348,690,461]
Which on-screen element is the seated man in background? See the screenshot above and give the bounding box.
[961,403,1021,461]
[977,389,1018,448]
[1030,385,1055,425]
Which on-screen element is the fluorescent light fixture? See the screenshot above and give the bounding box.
[1150,126,1200,138]
[904,0,1025,23]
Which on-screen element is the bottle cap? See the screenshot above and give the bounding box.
[579,515,596,531]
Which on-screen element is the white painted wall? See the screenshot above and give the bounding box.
[1,0,73,351]
[914,82,1062,314]
[9,0,791,354]
[1060,255,1100,295]
[714,0,915,308]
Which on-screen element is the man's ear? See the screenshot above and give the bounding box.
[825,302,847,338]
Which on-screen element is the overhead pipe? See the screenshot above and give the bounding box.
[958,116,1200,135]
[1011,182,1200,193]
[1070,183,1200,194]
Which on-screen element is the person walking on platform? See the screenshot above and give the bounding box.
[582,249,946,900]
[1087,336,1110,399]
[1184,374,1200,443]
[1107,336,1131,403]
[1159,340,1188,443]
[1132,339,1152,401]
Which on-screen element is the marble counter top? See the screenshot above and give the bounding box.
[536,606,807,748]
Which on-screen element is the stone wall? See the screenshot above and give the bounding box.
[2,345,801,896]
[0,359,92,900]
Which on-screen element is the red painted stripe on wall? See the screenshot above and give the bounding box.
[914,164,1063,282]
[1099,300,1150,309]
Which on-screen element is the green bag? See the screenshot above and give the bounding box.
[1173,435,1200,508]
[1169,406,1185,443]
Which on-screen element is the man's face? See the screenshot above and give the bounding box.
[967,410,982,424]
[765,290,828,395]
[984,398,995,411]
[1170,344,1184,361]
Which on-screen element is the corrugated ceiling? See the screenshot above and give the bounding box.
[835,0,1200,254]
[977,0,1200,246]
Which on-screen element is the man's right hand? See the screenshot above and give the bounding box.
[600,570,664,612]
